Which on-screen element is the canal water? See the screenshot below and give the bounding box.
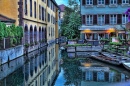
[0,44,130,86]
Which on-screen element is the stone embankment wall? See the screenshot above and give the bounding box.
[0,45,23,64]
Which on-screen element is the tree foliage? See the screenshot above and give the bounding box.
[61,0,81,39]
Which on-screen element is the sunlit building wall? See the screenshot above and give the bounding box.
[0,0,59,53]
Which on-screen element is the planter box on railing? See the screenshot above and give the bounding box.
[5,38,11,49]
[0,37,22,50]
[0,39,4,50]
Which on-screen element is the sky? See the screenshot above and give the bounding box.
[55,0,68,5]
[55,0,79,6]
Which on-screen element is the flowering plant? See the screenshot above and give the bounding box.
[125,8,130,22]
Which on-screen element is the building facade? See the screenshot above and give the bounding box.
[80,0,130,40]
[59,4,65,23]
[0,0,59,53]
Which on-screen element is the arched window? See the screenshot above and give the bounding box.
[34,26,37,42]
[42,27,44,40]
[30,25,33,43]
[24,25,28,44]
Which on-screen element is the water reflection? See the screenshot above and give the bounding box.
[0,44,60,86]
[59,51,130,86]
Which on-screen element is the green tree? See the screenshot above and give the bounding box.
[61,0,81,39]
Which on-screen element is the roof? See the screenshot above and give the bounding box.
[51,0,59,8]
[0,14,15,23]
[59,4,65,12]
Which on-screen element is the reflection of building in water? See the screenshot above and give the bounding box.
[23,47,48,86]
[24,44,59,86]
[0,44,59,86]
[81,66,128,84]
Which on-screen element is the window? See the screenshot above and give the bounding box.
[39,5,41,20]
[51,27,52,37]
[98,0,105,5]
[98,15,105,25]
[122,0,129,4]
[122,14,128,24]
[53,28,54,36]
[86,0,93,5]
[51,2,53,10]
[110,15,117,24]
[25,0,27,15]
[45,9,46,21]
[51,15,53,23]
[34,2,36,18]
[52,4,54,11]
[110,0,117,4]
[30,0,32,17]
[48,13,50,22]
[47,0,50,7]
[42,7,44,21]
[53,16,55,24]
[49,27,50,36]
[86,15,93,25]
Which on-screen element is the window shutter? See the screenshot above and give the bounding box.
[117,14,122,24]
[118,0,122,4]
[82,0,86,5]
[105,0,109,5]
[93,15,97,25]
[93,0,97,5]
[82,15,86,24]
[105,14,109,24]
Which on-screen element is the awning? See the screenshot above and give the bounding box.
[79,25,124,31]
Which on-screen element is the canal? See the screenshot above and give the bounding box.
[0,44,130,86]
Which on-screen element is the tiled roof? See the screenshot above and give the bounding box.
[0,14,15,23]
[59,4,65,12]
